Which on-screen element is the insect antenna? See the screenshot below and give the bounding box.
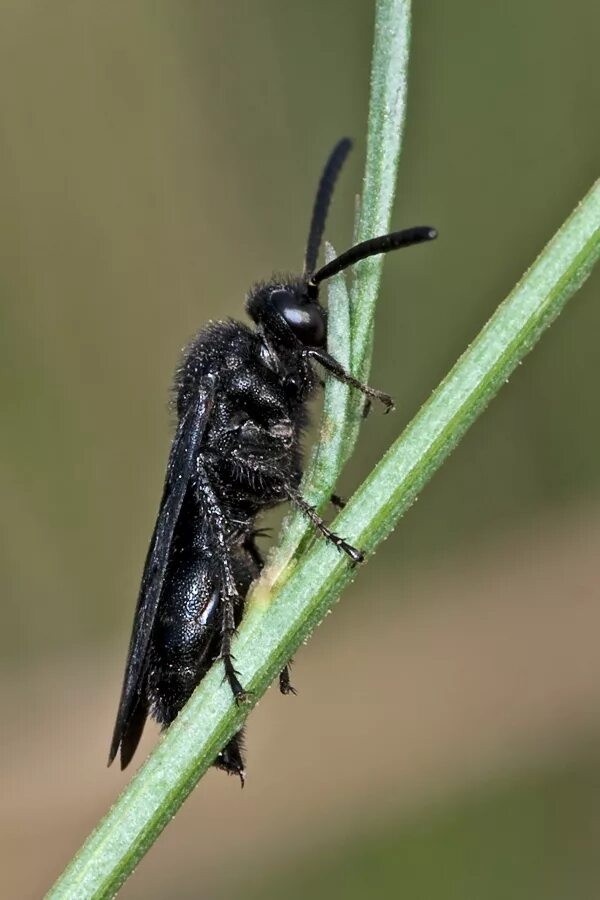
[304,137,353,275]
[308,226,437,290]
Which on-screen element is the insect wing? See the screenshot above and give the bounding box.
[108,376,216,765]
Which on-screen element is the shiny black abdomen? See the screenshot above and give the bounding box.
[146,488,254,726]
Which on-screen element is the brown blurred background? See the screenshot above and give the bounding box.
[1,2,599,898]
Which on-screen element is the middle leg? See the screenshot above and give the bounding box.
[287,488,364,564]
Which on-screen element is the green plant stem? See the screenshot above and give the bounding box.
[266,247,352,580]
[350,0,412,390]
[48,176,600,900]
[269,0,413,583]
[343,0,413,464]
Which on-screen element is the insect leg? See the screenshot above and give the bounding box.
[243,533,264,573]
[279,663,297,695]
[215,731,246,787]
[287,488,364,564]
[303,347,394,412]
[195,459,251,704]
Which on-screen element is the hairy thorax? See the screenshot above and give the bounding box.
[175,320,306,514]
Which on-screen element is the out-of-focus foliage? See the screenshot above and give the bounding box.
[241,747,600,900]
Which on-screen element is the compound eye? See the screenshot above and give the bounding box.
[270,289,326,347]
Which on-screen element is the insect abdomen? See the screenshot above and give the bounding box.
[147,551,220,726]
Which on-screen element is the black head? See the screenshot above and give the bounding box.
[247,138,437,349]
[247,278,327,348]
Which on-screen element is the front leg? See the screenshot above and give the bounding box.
[195,458,251,704]
[303,347,394,412]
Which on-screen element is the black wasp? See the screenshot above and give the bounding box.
[109,138,436,783]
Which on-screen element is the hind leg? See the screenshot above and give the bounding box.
[214,731,246,787]
[279,663,297,695]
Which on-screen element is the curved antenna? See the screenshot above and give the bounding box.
[309,226,437,287]
[304,137,353,275]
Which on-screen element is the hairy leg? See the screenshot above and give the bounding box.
[215,731,246,787]
[303,347,394,412]
[287,488,364,564]
[195,458,250,702]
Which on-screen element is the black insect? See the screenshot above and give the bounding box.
[108,138,436,783]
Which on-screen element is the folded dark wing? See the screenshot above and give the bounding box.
[108,376,216,766]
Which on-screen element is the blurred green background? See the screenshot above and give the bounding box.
[1,2,599,898]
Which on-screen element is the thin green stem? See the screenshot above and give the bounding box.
[47,175,600,900]
[341,0,413,465]
[269,0,413,583]
[266,246,352,582]
[349,0,412,392]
